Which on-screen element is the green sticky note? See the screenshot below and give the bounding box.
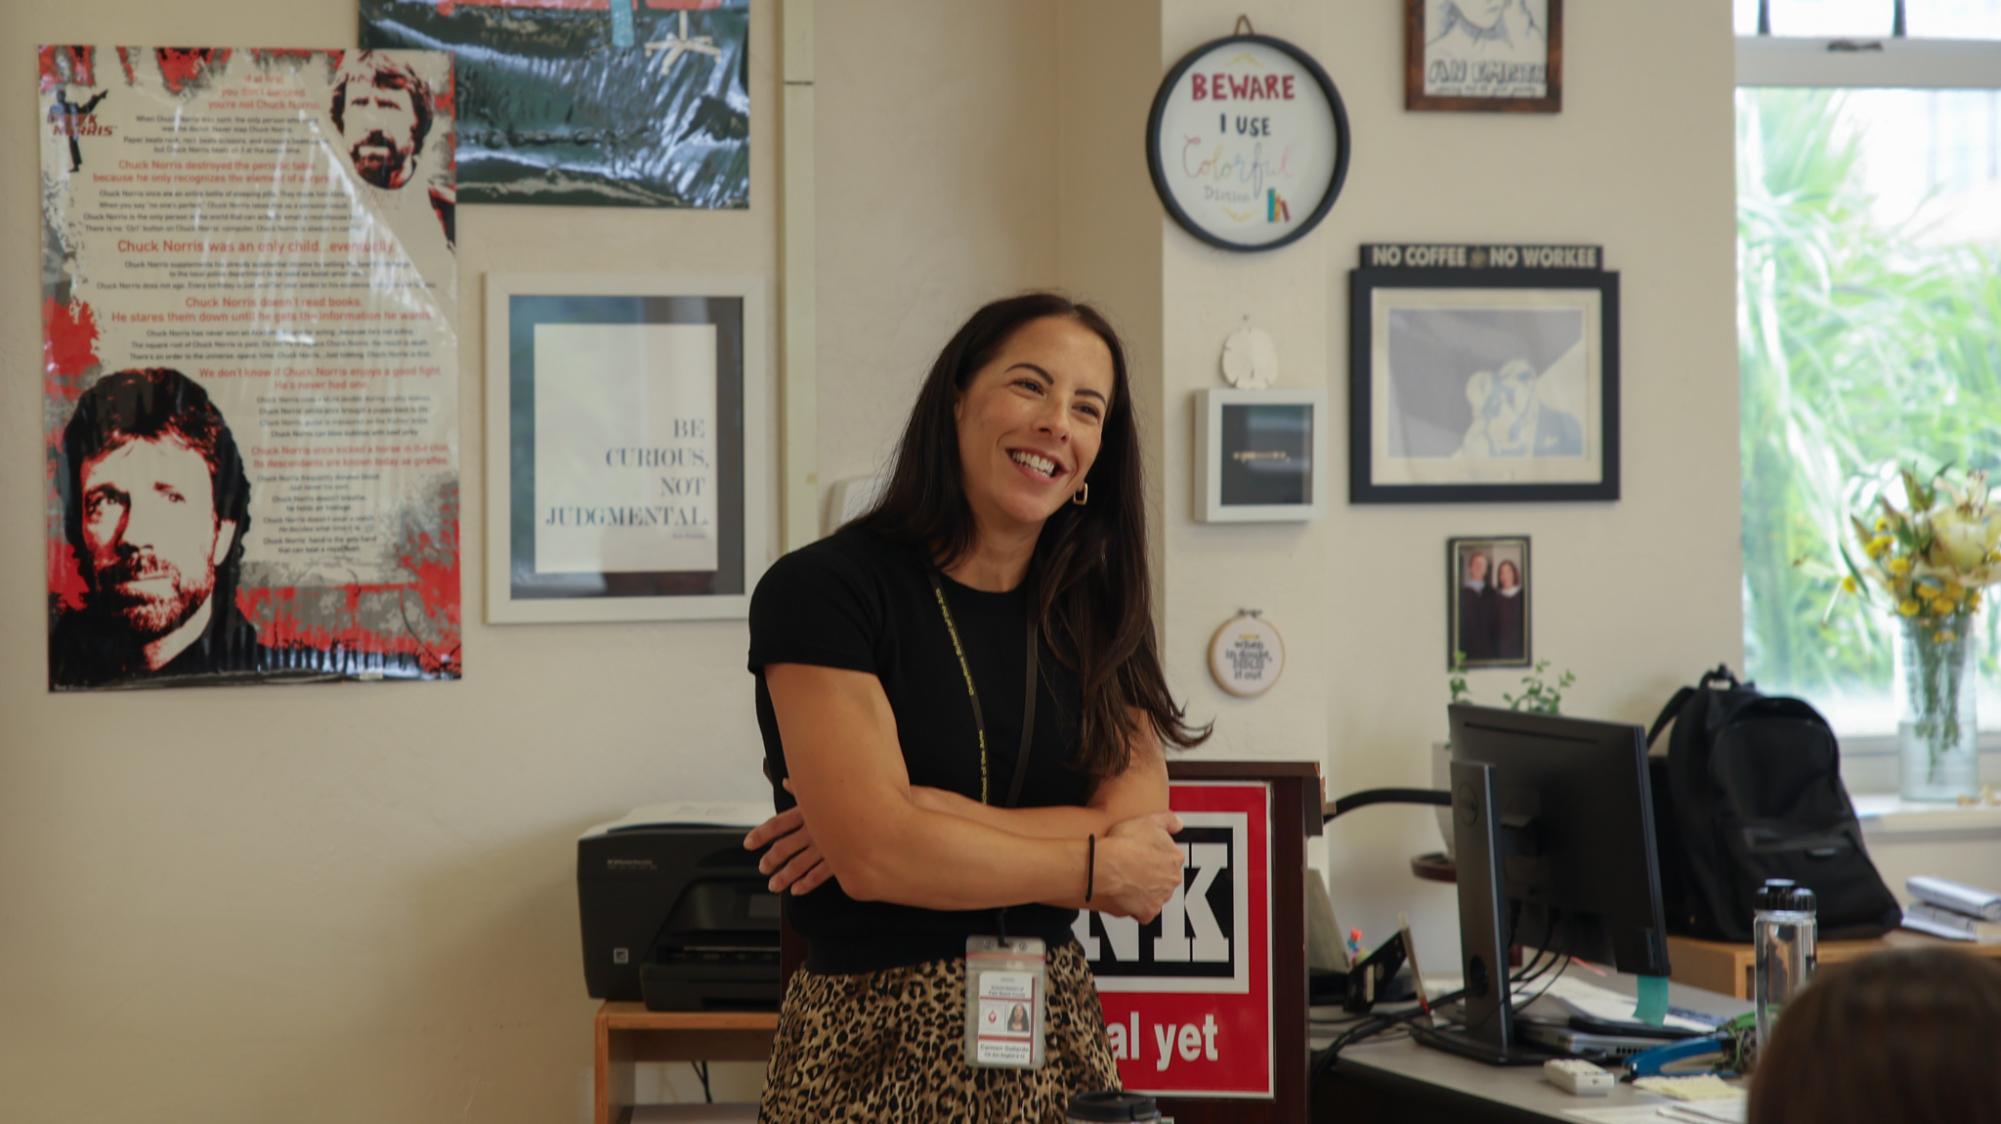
[1634,974,1669,1026]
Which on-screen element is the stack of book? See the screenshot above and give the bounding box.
[1902,876,2001,943]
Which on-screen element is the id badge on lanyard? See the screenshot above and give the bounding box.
[965,935,1048,1069]
[927,570,1045,1070]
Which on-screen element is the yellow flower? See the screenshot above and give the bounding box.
[1885,556,1912,577]
[1899,599,1922,617]
[1874,518,1891,532]
[1944,581,1966,602]
[1864,536,1894,558]
[1840,575,1860,594]
[1930,599,1955,617]
[1970,591,1985,612]
[1936,630,1958,644]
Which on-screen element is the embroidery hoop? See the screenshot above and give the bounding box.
[1208,609,1285,697]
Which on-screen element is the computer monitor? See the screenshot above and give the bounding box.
[1417,704,1673,1065]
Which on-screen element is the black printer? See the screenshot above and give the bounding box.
[577,804,781,1011]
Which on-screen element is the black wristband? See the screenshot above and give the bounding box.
[1085,833,1096,903]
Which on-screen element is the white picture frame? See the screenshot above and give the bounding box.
[1193,388,1329,524]
[483,273,770,623]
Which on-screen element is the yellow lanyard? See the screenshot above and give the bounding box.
[927,570,1039,808]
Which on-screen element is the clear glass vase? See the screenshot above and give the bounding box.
[1894,614,1981,802]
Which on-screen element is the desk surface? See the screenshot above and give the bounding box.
[1324,974,1751,1123]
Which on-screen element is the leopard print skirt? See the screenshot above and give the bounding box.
[758,942,1120,1123]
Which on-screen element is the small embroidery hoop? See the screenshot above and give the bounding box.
[1208,609,1285,697]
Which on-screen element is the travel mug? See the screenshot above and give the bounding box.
[1752,878,1817,1045]
[1067,1091,1163,1123]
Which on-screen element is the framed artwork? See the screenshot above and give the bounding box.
[483,274,769,623]
[1406,0,1562,113]
[1146,29,1351,251]
[360,0,750,207]
[1447,536,1531,669]
[1194,388,1328,523]
[1348,267,1618,504]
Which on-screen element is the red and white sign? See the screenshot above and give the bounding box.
[1074,780,1273,1098]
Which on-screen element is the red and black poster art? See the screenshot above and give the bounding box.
[38,46,462,690]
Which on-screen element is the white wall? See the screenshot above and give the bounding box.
[814,0,1059,491]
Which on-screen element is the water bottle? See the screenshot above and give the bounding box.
[1753,878,1817,1044]
[1067,1091,1162,1123]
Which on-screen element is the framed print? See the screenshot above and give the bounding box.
[1194,389,1328,523]
[1447,536,1530,669]
[483,274,769,623]
[1348,267,1618,504]
[1146,30,1351,252]
[361,0,750,208]
[1406,0,1562,113]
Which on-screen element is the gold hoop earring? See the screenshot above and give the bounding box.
[1071,483,1089,506]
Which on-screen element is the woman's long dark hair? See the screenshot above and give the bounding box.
[858,292,1210,777]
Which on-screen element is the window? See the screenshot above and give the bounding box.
[1736,0,2001,740]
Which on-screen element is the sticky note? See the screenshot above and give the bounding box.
[1634,974,1669,1026]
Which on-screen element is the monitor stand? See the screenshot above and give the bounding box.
[1408,1020,1555,1066]
[1413,760,1555,1067]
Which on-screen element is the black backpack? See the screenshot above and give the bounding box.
[1647,665,1901,942]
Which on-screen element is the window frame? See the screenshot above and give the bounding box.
[1738,36,2001,88]
[1735,24,2001,780]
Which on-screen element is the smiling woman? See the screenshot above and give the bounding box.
[742,292,1210,1121]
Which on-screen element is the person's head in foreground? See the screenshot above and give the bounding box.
[1749,946,2001,1124]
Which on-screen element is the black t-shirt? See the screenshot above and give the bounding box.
[747,523,1095,972]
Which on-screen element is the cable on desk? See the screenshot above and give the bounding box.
[1310,988,1469,1079]
[1312,912,1565,1078]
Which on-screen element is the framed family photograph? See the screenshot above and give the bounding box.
[1193,388,1329,523]
[1406,0,1562,113]
[1348,267,1618,504]
[483,274,770,623]
[1448,536,1531,669]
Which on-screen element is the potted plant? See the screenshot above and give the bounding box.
[1432,654,1576,858]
